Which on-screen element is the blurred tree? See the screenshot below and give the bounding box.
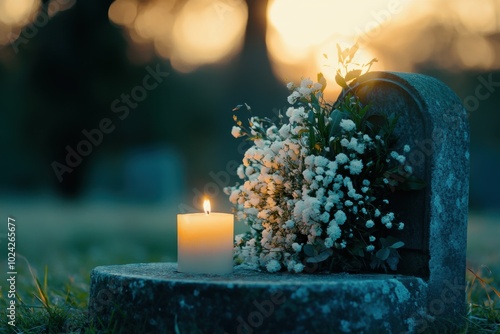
[13,0,148,196]
[230,0,286,113]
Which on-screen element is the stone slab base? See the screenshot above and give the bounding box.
[89,263,429,334]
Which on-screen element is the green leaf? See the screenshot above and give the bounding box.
[335,72,347,89]
[390,241,405,249]
[306,249,333,263]
[318,113,325,133]
[381,236,405,249]
[308,108,315,122]
[310,92,319,109]
[399,176,426,191]
[336,44,343,63]
[359,105,369,119]
[308,125,316,150]
[345,69,362,82]
[347,43,359,63]
[341,48,350,62]
[303,244,317,257]
[351,246,365,258]
[323,53,328,60]
[367,58,378,66]
[376,247,390,261]
[317,72,327,92]
[328,109,351,138]
[381,236,398,245]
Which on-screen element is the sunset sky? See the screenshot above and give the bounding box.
[2,0,499,82]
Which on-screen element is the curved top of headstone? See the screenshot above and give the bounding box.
[353,71,463,106]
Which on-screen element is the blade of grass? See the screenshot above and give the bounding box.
[468,268,496,291]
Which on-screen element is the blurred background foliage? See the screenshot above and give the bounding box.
[0,0,499,277]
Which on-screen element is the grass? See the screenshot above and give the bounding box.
[464,267,500,333]
[0,199,498,333]
[0,265,88,333]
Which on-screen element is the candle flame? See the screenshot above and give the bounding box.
[203,199,211,215]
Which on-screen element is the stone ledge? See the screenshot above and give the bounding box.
[89,262,429,334]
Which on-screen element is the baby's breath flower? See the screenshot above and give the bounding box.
[266,259,281,273]
[292,242,302,252]
[231,126,242,138]
[228,67,415,273]
[287,91,301,105]
[340,119,356,132]
[298,86,312,96]
[334,210,347,225]
[327,223,341,240]
[349,159,363,175]
[293,263,305,273]
[335,153,349,164]
[324,237,334,248]
[301,78,313,87]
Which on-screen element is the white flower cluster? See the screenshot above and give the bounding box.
[226,78,412,273]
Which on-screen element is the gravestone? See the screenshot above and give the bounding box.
[89,72,469,333]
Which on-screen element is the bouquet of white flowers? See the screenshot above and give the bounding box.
[225,44,424,273]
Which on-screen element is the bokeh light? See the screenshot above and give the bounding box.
[0,0,40,45]
[266,0,399,97]
[0,0,37,25]
[266,0,500,96]
[108,0,248,72]
[369,0,500,71]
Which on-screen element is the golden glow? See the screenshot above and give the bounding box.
[454,0,497,34]
[108,0,248,72]
[455,35,495,69]
[108,0,138,27]
[203,199,211,215]
[171,0,248,72]
[267,0,402,47]
[266,0,500,88]
[266,0,397,96]
[0,0,38,25]
[0,0,76,47]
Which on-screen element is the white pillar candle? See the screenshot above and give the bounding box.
[177,199,234,274]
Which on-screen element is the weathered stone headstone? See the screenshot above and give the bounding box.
[89,72,469,333]
[352,71,469,327]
